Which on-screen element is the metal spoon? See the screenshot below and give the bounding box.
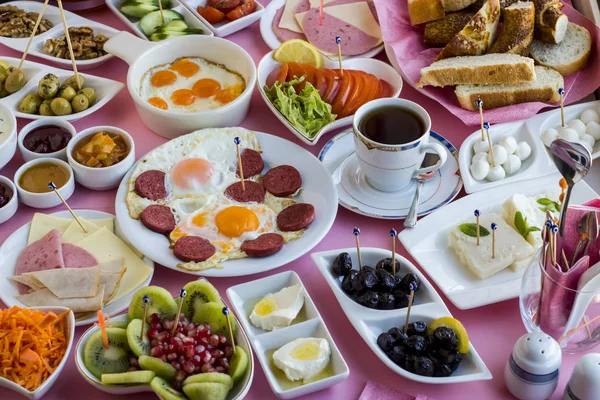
[404,153,440,228]
[571,211,595,266]
[550,140,592,236]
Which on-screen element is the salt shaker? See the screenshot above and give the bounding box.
[505,332,561,400]
[563,353,600,400]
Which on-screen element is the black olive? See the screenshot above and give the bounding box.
[404,335,427,353]
[407,321,427,336]
[377,292,395,310]
[432,348,459,365]
[393,291,410,308]
[350,272,363,292]
[356,291,379,308]
[388,327,408,344]
[361,265,376,274]
[387,345,406,365]
[413,356,435,377]
[375,269,396,292]
[434,363,452,377]
[357,270,378,291]
[332,252,353,276]
[433,327,459,351]
[377,333,395,353]
[341,272,356,294]
[375,257,401,275]
[401,353,416,373]
[400,273,421,292]
[448,352,463,373]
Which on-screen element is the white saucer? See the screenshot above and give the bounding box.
[318,130,462,219]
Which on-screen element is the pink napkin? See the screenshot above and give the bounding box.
[374,0,600,126]
[359,381,435,400]
[561,198,600,266]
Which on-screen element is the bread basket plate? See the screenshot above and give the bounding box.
[0,1,116,70]
[257,50,402,146]
[0,210,154,327]
[227,271,349,399]
[311,247,492,384]
[180,0,265,37]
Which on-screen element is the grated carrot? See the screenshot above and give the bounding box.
[0,306,70,391]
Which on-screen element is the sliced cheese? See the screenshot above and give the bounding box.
[28,213,72,244]
[279,0,305,33]
[308,0,336,8]
[61,219,101,244]
[92,217,114,233]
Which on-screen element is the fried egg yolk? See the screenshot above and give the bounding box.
[170,59,200,78]
[192,79,221,98]
[214,83,244,104]
[151,70,177,87]
[171,158,214,189]
[215,206,259,237]
[171,89,195,106]
[149,97,168,110]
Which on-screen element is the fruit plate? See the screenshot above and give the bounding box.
[105,0,214,40]
[0,1,117,70]
[226,271,350,399]
[0,306,74,400]
[256,50,402,146]
[114,130,338,277]
[0,57,124,122]
[0,210,154,327]
[260,0,384,59]
[311,247,492,384]
[398,173,598,310]
[180,0,265,37]
[74,279,254,400]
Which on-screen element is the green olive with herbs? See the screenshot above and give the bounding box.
[19,93,43,114]
[0,87,9,99]
[50,97,72,116]
[62,74,85,90]
[38,74,60,99]
[77,87,97,105]
[0,67,9,87]
[5,68,26,94]
[39,100,54,116]
[71,94,89,113]
[57,85,76,102]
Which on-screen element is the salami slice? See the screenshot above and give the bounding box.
[135,170,168,201]
[173,236,216,263]
[224,181,265,203]
[237,149,264,178]
[241,233,284,257]
[263,165,302,197]
[141,205,176,234]
[277,203,315,231]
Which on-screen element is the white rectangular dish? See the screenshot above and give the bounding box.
[311,247,491,384]
[399,173,598,310]
[180,0,264,37]
[226,271,349,399]
[0,1,117,70]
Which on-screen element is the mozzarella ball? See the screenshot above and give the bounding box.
[489,144,508,165]
[502,154,522,175]
[586,121,600,140]
[568,119,587,138]
[581,133,595,150]
[558,127,580,143]
[581,109,600,125]
[541,128,559,147]
[472,152,488,164]
[470,160,490,181]
[486,165,506,181]
[499,136,518,154]
[473,140,490,154]
[515,141,532,160]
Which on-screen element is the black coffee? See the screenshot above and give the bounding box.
[359,106,425,145]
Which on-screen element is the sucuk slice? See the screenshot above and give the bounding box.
[263,165,302,197]
[128,286,178,322]
[173,236,216,263]
[138,355,178,380]
[192,301,237,336]
[277,203,315,231]
[83,328,131,379]
[126,319,151,357]
[228,346,249,383]
[241,233,284,257]
[101,370,156,385]
[150,376,187,400]
[183,372,233,388]
[140,205,176,234]
[224,181,265,203]
[135,170,167,201]
[181,280,222,320]
[183,382,230,400]
[237,148,264,178]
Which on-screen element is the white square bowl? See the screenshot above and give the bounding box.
[180,0,265,37]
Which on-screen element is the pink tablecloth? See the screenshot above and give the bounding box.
[0,4,589,400]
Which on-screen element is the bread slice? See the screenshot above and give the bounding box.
[440,0,477,11]
[424,12,476,47]
[417,53,536,87]
[408,0,445,25]
[488,2,534,56]
[455,66,563,110]
[533,0,568,44]
[530,22,591,76]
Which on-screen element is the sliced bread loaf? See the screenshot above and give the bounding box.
[408,0,445,25]
[455,65,563,110]
[530,22,591,76]
[417,53,536,87]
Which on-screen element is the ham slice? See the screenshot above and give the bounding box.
[15,229,64,294]
[62,243,98,268]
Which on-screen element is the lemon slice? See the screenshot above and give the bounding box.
[273,39,323,68]
[428,317,469,354]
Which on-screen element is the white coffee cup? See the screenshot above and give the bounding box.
[352,98,447,192]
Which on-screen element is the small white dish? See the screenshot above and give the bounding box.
[0,175,18,224]
[0,306,75,400]
[398,173,598,310]
[311,247,492,384]
[227,271,349,399]
[181,0,265,37]
[257,50,402,146]
[0,103,17,170]
[318,129,462,219]
[67,126,135,191]
[18,118,77,162]
[14,158,75,209]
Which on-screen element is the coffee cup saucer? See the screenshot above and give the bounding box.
[319,130,462,219]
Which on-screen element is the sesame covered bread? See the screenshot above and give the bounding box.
[530,22,591,76]
[487,2,534,55]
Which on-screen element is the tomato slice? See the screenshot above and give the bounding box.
[301,64,317,90]
[341,71,365,118]
[226,0,256,20]
[197,5,226,23]
[287,62,307,91]
[331,70,354,116]
[378,79,394,98]
[265,64,289,87]
[208,0,241,12]
[322,69,340,105]
[313,68,326,98]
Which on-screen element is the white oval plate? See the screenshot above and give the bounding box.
[114,130,338,277]
[180,0,265,37]
[257,50,402,146]
[311,247,492,384]
[0,1,116,70]
[398,173,599,310]
[0,210,154,327]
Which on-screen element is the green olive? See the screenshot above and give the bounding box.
[0,87,9,99]
[57,85,76,102]
[38,75,60,100]
[77,87,97,105]
[0,67,9,87]
[50,97,72,116]
[71,94,89,113]
[5,68,26,94]
[19,93,43,114]
[39,101,54,116]
[62,74,85,90]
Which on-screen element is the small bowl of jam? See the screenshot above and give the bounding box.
[18,119,76,162]
[0,175,18,224]
[14,158,75,209]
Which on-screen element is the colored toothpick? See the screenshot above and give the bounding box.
[474,209,481,246]
[48,182,87,233]
[222,306,236,354]
[18,0,49,70]
[390,228,397,276]
[140,295,150,342]
[172,289,187,336]
[484,121,496,166]
[353,227,362,271]
[476,98,484,142]
[336,36,343,77]
[559,88,565,127]
[559,178,567,206]
[96,310,109,349]
[403,281,418,333]
[319,0,324,26]
[234,137,245,192]
[491,222,497,259]
[57,0,81,91]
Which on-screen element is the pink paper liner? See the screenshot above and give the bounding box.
[561,198,600,266]
[360,380,435,400]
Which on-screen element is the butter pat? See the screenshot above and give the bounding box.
[250,284,304,331]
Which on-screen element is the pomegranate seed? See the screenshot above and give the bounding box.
[183,345,194,359]
[211,349,224,359]
[178,355,186,365]
[200,337,209,346]
[147,328,159,340]
[152,323,161,331]
[161,354,167,362]
[219,335,227,345]
[151,339,159,347]
[201,364,210,373]
[186,329,197,338]
[182,336,194,345]
[200,350,212,363]
[194,365,201,374]
[208,367,217,373]
[176,332,186,340]
[156,331,170,343]
[183,361,195,374]
[171,361,181,371]
[149,313,161,324]
[151,347,163,357]
[191,354,202,366]
[167,353,177,362]
[172,380,182,391]
[224,346,233,358]
[162,319,172,330]
[216,358,229,369]
[215,366,226,373]
[209,335,220,347]
[165,344,175,353]
[170,337,183,347]
[195,344,206,354]
[129,358,139,368]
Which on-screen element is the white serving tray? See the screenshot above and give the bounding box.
[0,1,117,70]
[180,0,265,37]
[257,50,402,146]
[311,247,491,384]
[227,271,349,399]
[105,0,213,40]
[0,57,123,122]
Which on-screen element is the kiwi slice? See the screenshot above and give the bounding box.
[228,346,248,383]
[127,319,152,357]
[181,281,221,320]
[101,370,156,385]
[139,355,177,380]
[128,286,178,322]
[150,376,187,400]
[191,302,237,336]
[83,328,131,379]
[183,372,232,389]
[183,382,230,400]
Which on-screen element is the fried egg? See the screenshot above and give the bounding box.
[140,57,245,113]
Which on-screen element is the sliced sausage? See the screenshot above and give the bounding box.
[241,233,284,257]
[173,236,216,263]
[224,181,265,203]
[141,205,176,234]
[135,170,167,201]
[237,148,264,178]
[277,203,315,231]
[263,165,302,197]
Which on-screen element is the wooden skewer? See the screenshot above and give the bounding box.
[18,0,50,70]
[562,249,570,271]
[476,98,484,142]
[158,0,165,24]
[336,36,343,77]
[559,88,565,127]
[484,122,496,166]
[353,227,362,271]
[48,182,87,233]
[57,0,82,91]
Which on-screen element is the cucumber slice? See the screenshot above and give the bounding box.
[138,0,171,6]
[164,19,189,31]
[120,0,158,19]
[139,10,183,37]
[150,31,187,42]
